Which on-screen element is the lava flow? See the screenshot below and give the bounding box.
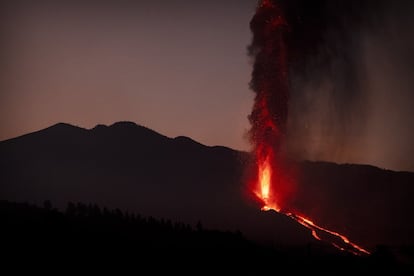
[256,158,370,255]
[248,0,369,256]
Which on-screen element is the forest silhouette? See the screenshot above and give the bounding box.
[0,199,404,273]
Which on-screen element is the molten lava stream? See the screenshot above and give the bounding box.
[248,0,369,257]
[254,158,370,256]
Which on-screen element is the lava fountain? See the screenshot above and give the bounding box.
[247,0,369,256]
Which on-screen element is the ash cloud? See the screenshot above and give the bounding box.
[277,0,414,171]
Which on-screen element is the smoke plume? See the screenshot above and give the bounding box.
[248,0,289,150]
[275,0,414,172]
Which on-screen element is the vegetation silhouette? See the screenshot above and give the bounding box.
[2,122,414,250]
[1,200,409,273]
[1,122,413,272]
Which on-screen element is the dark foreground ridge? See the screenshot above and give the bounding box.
[1,200,407,273]
[1,122,414,271]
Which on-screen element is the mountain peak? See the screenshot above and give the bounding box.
[31,122,86,139]
[91,124,108,131]
[51,122,76,128]
[174,135,203,145]
[47,122,84,131]
[109,121,138,128]
[107,121,158,135]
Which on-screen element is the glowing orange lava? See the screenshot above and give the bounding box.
[253,146,283,212]
[248,0,370,256]
[257,154,272,209]
[254,157,370,256]
[288,212,370,255]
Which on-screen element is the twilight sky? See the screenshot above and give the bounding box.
[0,0,256,151]
[1,0,414,172]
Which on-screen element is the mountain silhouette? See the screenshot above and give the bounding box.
[294,161,414,250]
[1,121,413,254]
[0,122,316,248]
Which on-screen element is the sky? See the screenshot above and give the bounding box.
[0,0,257,151]
[1,0,414,172]
[281,0,414,172]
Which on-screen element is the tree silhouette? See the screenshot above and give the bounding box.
[43,200,52,211]
[0,199,407,273]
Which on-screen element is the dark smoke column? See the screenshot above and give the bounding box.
[248,0,292,211]
[246,1,372,256]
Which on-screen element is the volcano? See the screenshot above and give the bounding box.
[1,121,414,256]
[245,0,375,256]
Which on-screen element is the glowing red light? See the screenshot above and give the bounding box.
[248,0,370,256]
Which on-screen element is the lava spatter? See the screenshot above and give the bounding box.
[247,0,369,256]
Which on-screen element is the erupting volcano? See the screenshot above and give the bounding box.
[247,0,369,256]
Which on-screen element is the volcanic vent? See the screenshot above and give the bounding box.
[246,0,369,256]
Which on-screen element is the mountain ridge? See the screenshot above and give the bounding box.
[1,121,413,253]
[1,121,227,149]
